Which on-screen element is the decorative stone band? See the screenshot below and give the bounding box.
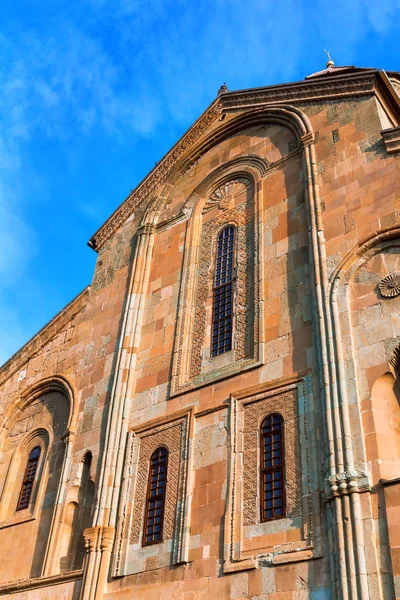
[324,470,370,501]
[381,125,400,154]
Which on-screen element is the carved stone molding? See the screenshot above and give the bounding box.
[190,186,256,380]
[381,126,400,154]
[242,388,302,525]
[202,178,250,214]
[130,423,182,545]
[220,72,377,112]
[171,160,265,396]
[223,380,321,573]
[324,471,370,501]
[379,272,400,297]
[114,411,193,576]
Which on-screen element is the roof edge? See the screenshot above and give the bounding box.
[89,67,398,251]
[0,286,90,387]
[88,97,222,251]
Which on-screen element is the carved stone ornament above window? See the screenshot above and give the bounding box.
[202,178,250,214]
[379,272,400,297]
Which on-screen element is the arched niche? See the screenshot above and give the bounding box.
[0,376,74,582]
[365,372,400,483]
[57,451,95,573]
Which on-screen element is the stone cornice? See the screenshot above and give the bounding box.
[382,125,400,154]
[88,69,399,252]
[0,570,83,595]
[0,286,90,387]
[219,70,378,111]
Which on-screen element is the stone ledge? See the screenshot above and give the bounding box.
[223,557,257,574]
[0,570,83,595]
[382,125,400,154]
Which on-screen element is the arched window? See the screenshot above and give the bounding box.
[16,446,41,511]
[212,225,235,357]
[260,414,285,522]
[143,447,168,546]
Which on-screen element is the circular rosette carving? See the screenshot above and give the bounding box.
[202,178,250,214]
[379,272,400,298]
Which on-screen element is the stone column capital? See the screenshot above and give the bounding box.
[325,470,370,501]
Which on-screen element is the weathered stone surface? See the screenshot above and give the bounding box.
[1,67,400,599]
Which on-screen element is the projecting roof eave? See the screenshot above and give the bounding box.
[88,67,399,252]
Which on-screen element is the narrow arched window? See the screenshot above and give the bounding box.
[260,414,285,522]
[212,225,235,357]
[143,447,168,545]
[16,446,41,511]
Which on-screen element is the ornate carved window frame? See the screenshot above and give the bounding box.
[260,413,286,522]
[170,156,268,396]
[223,377,322,572]
[113,409,194,576]
[142,446,169,546]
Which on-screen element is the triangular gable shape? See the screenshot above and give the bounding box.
[89,66,400,251]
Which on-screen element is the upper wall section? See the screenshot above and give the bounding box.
[159,123,297,223]
[88,67,400,252]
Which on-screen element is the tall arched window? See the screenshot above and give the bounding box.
[212,225,235,357]
[16,446,41,511]
[143,447,168,545]
[260,414,285,522]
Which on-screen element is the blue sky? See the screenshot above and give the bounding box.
[1,0,400,365]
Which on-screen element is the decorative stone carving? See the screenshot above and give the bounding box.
[243,388,302,525]
[170,161,265,396]
[130,423,182,545]
[324,470,370,501]
[381,126,400,154]
[190,180,255,379]
[202,178,250,214]
[223,380,321,573]
[115,412,192,576]
[220,73,376,111]
[379,272,400,297]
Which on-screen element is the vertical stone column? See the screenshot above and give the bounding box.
[79,223,156,600]
[302,131,371,599]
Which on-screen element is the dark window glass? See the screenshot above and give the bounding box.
[212,225,235,357]
[260,414,286,521]
[143,446,168,546]
[16,446,41,511]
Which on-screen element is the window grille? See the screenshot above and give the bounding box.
[260,414,286,521]
[143,446,168,545]
[212,225,235,357]
[16,446,41,511]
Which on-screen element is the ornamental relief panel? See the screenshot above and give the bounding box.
[115,411,192,576]
[188,177,257,382]
[243,388,301,526]
[170,160,265,396]
[130,423,182,545]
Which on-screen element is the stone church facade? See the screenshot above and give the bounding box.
[1,63,400,600]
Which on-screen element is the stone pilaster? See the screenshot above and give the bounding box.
[80,526,115,600]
